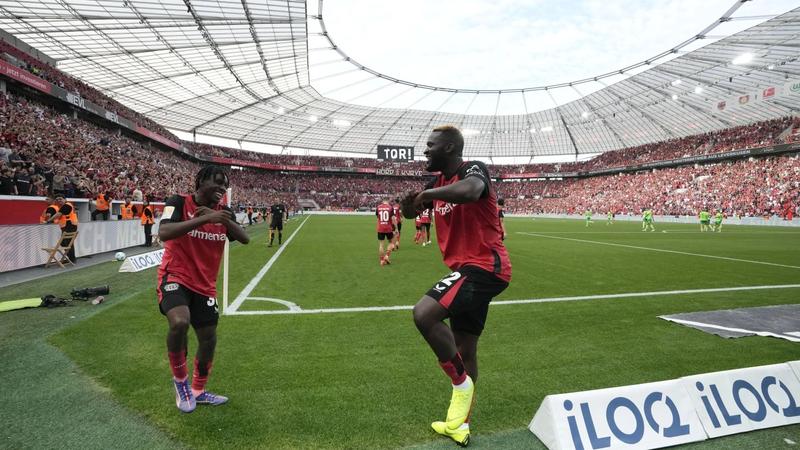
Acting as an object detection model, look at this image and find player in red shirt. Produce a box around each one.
[375,198,396,265]
[391,198,403,251]
[414,214,423,244]
[157,166,250,413]
[419,207,432,246]
[401,125,511,446]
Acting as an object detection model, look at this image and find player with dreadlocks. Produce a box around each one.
[156,165,250,413]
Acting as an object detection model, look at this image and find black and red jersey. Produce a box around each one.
[157,194,234,298]
[425,161,511,282]
[392,204,402,222]
[419,208,432,224]
[376,202,394,233]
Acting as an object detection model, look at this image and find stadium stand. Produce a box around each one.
[0,60,797,219]
[0,40,179,142]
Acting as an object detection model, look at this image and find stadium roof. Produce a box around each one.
[1,0,799,158]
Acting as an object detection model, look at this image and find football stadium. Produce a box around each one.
[1,1,800,449]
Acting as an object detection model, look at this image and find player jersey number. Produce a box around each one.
[434,271,462,291]
[207,296,219,313]
[379,210,390,223]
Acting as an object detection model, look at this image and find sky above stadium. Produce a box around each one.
[321,0,797,90]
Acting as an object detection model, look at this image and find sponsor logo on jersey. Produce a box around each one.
[164,283,179,292]
[435,202,456,217]
[188,229,227,241]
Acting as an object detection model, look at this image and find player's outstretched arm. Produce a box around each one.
[415,177,484,208]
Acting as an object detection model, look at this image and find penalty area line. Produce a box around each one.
[517,232,800,270]
[226,216,310,314]
[225,283,800,316]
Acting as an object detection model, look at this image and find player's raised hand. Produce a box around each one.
[401,191,420,219]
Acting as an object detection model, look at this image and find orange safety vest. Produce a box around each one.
[120,203,134,220]
[58,202,79,229]
[40,203,58,224]
[95,194,110,211]
[141,205,154,225]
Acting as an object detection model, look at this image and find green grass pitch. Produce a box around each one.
[1,216,799,449]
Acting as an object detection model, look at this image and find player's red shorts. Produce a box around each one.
[425,265,508,336]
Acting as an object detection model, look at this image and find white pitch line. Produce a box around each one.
[225,283,800,316]
[246,297,302,311]
[518,231,800,235]
[226,216,310,314]
[659,317,800,342]
[517,232,800,270]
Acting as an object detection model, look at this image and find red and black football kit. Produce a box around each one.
[424,161,511,335]
[393,204,403,232]
[376,203,395,241]
[419,208,432,233]
[157,194,234,327]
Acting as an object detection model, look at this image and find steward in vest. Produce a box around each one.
[45,195,79,262]
[92,192,112,221]
[141,201,155,247]
[120,198,135,220]
[39,196,58,224]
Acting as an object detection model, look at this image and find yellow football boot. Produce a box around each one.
[445,376,474,429]
[432,421,470,447]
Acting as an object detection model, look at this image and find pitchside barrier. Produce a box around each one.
[1,220,149,272]
[530,361,800,449]
[525,213,800,227]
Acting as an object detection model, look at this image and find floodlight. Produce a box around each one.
[694,86,703,94]
[671,94,679,100]
[308,115,318,122]
[581,111,590,119]
[732,53,754,65]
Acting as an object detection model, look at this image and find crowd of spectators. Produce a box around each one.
[493,116,800,177]
[2,89,798,218]
[191,142,425,172]
[500,155,800,218]
[0,40,179,143]
[0,92,414,211]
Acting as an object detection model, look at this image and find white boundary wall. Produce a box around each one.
[0,220,150,272]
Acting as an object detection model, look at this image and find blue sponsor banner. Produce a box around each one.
[531,362,800,449]
[530,379,705,449]
[682,363,800,438]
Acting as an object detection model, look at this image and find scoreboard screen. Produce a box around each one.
[377,145,414,162]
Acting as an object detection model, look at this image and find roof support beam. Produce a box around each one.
[192,86,306,132]
[57,37,299,61]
